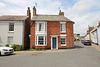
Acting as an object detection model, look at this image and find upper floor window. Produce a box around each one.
[36,22,47,32]
[9,23,14,31]
[60,22,66,33]
[39,23,44,31]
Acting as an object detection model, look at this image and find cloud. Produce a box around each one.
[0,0,100,36]
[64,0,100,35]
[0,2,6,7]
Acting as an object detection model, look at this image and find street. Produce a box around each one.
[0,41,100,67]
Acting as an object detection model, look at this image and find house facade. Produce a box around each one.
[30,6,74,49]
[0,7,31,49]
[97,22,100,45]
[90,29,95,43]
[90,22,100,45]
[74,34,80,41]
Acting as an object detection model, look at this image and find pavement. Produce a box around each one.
[92,43,100,51]
[0,41,100,67]
[14,48,76,54]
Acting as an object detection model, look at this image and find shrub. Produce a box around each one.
[5,44,9,47]
[11,44,16,51]
[35,48,45,51]
[15,45,24,51]
[11,44,23,51]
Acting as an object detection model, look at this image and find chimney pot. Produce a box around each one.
[99,21,100,26]
[59,10,64,16]
[27,7,30,17]
[33,6,36,16]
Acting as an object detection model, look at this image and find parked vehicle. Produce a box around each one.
[83,40,91,45]
[81,40,85,44]
[0,45,14,55]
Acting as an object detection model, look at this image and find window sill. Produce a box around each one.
[61,44,66,46]
[35,45,47,46]
[8,31,14,33]
[60,32,66,33]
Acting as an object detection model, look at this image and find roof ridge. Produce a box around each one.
[37,14,60,16]
[2,15,27,17]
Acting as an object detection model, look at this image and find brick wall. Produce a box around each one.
[66,22,74,48]
[30,21,35,48]
[24,17,30,49]
[30,21,74,49]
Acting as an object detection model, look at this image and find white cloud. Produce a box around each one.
[0,2,6,7]
[64,0,100,35]
[0,0,100,36]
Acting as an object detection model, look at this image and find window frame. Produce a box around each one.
[8,36,13,45]
[9,23,14,32]
[60,22,66,33]
[36,22,47,32]
[35,36,47,46]
[60,36,66,46]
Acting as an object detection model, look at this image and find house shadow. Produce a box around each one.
[74,45,84,49]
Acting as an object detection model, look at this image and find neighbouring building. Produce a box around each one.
[0,7,31,49]
[30,6,74,49]
[74,34,80,41]
[97,22,100,45]
[91,28,98,44]
[90,22,100,45]
[80,36,85,40]
[84,26,94,40]
[90,29,95,43]
[84,30,90,40]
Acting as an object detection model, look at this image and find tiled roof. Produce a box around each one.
[32,14,74,22]
[0,15,28,21]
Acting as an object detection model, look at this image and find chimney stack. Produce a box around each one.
[27,7,31,19]
[33,6,36,16]
[98,21,100,26]
[59,10,64,16]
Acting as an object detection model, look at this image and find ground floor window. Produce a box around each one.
[8,37,13,45]
[61,37,66,46]
[38,36,44,45]
[35,36,47,46]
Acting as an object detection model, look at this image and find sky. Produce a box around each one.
[0,0,100,36]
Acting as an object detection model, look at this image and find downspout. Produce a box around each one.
[22,20,25,47]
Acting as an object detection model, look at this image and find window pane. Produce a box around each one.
[45,36,46,45]
[39,23,44,31]
[9,23,14,31]
[60,24,65,32]
[35,36,37,45]
[61,37,66,45]
[38,36,44,45]
[8,37,13,44]
[60,24,62,31]
[36,23,38,31]
[45,23,46,31]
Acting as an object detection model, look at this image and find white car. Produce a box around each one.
[0,45,14,55]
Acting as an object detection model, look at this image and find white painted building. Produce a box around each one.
[85,33,89,40]
[94,29,98,44]
[97,25,100,45]
[0,15,30,49]
[90,28,95,43]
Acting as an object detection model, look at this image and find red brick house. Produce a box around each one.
[30,6,74,49]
